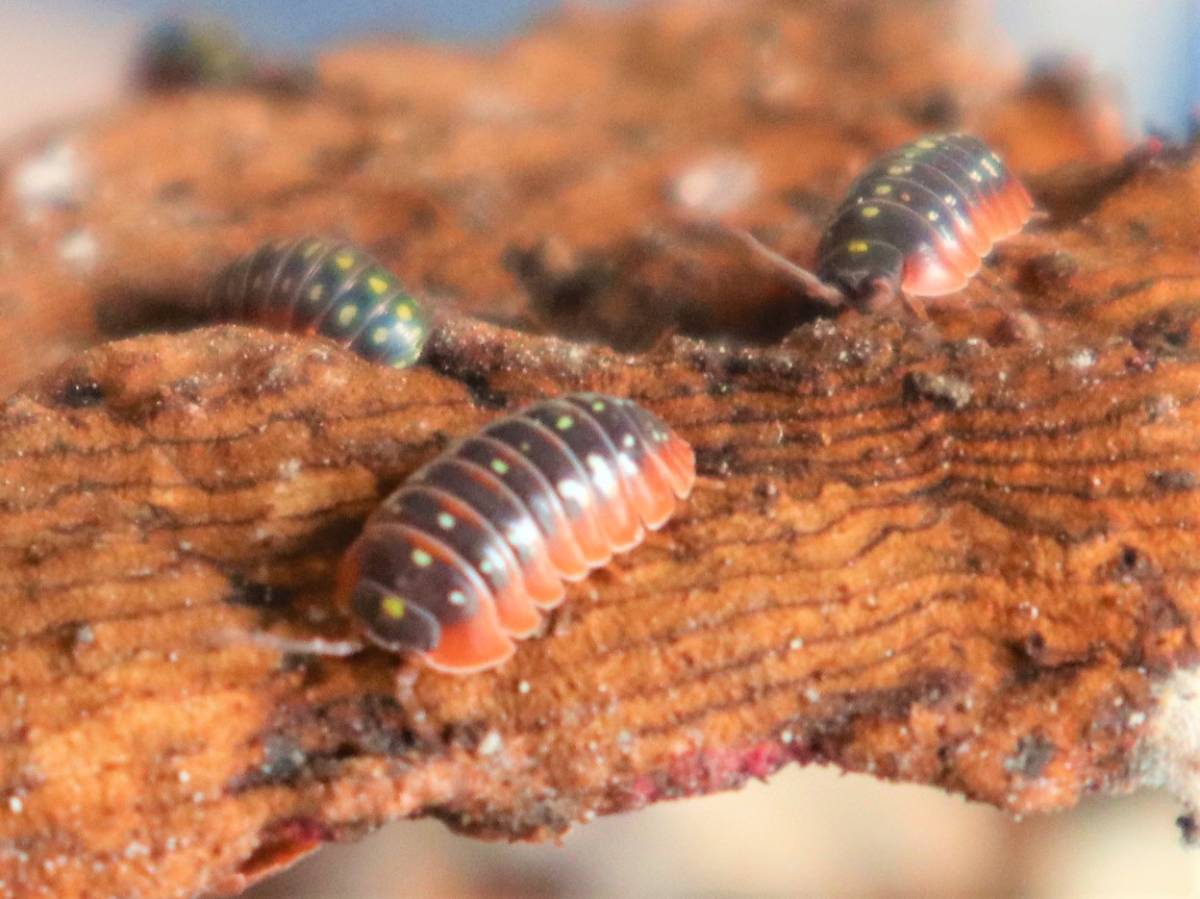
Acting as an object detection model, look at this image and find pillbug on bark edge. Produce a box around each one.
[739,133,1035,314]
[206,236,431,368]
[335,392,694,673]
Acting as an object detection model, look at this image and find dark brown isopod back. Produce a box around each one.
[742,133,1035,314]
[815,133,1035,301]
[334,393,695,673]
[207,236,431,368]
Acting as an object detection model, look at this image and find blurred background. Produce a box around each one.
[2,1,1198,143]
[3,1,1199,896]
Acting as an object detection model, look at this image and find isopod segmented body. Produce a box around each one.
[741,133,1034,311]
[134,17,252,91]
[817,133,1034,300]
[134,17,315,96]
[207,237,431,368]
[335,393,695,673]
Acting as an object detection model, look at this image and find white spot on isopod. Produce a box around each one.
[557,478,589,505]
[587,454,618,496]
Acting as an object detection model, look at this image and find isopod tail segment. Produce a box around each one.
[205,236,432,369]
[739,133,1035,314]
[335,393,695,674]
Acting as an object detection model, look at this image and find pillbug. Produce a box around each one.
[134,18,253,91]
[206,237,431,368]
[135,17,315,95]
[335,393,694,673]
[740,133,1034,313]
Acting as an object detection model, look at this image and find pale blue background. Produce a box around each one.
[106,0,564,45]
[995,0,1196,136]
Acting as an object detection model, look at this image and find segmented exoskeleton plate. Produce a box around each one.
[206,237,430,368]
[335,393,695,673]
[816,133,1034,301]
[737,133,1034,311]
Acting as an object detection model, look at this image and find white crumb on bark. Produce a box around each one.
[1134,668,1200,815]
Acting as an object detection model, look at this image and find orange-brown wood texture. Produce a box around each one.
[2,1,1198,896]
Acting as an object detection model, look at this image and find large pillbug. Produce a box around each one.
[206,237,431,368]
[741,133,1034,312]
[334,393,695,673]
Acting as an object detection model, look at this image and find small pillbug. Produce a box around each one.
[206,237,431,368]
[134,17,315,95]
[335,393,695,673]
[133,18,253,91]
[741,133,1034,312]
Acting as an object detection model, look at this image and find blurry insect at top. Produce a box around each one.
[207,237,432,369]
[816,133,1033,302]
[132,17,255,91]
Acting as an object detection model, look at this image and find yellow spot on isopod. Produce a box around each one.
[927,211,939,221]
[887,164,911,176]
[437,512,455,530]
[873,184,893,196]
[491,459,509,475]
[969,170,983,182]
[917,138,936,149]
[394,303,414,321]
[334,252,355,270]
[412,549,432,567]
[847,240,870,254]
[591,400,606,412]
[367,275,389,295]
[556,415,574,430]
[308,284,324,302]
[944,195,958,206]
[381,595,406,619]
[372,327,389,345]
[861,206,880,219]
[336,305,358,327]
[981,159,999,177]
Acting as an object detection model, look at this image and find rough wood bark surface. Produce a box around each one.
[0,1,1196,896]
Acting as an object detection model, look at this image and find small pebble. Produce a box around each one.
[670,154,759,217]
[13,140,84,214]
[58,229,98,274]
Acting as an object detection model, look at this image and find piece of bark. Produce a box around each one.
[6,229,1200,894]
[3,1,1197,896]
